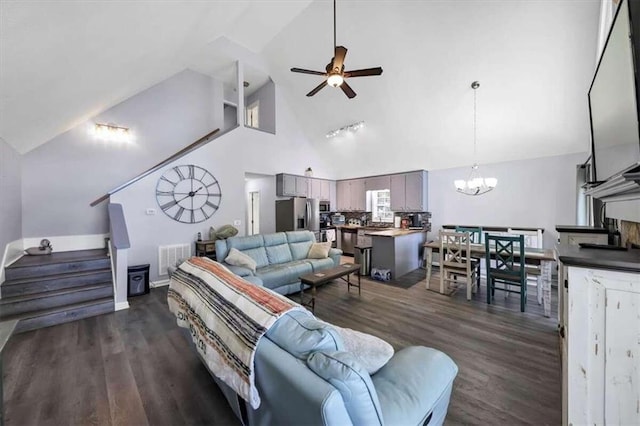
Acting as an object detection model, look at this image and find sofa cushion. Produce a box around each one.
[286,231,315,260]
[225,248,257,273]
[305,258,335,272]
[240,247,269,269]
[255,261,312,288]
[224,264,254,277]
[307,351,384,426]
[263,233,290,264]
[226,235,270,268]
[308,242,331,259]
[266,311,344,359]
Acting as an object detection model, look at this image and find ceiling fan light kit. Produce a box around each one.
[290,0,382,98]
[454,81,498,196]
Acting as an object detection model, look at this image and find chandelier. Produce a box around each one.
[454,81,497,195]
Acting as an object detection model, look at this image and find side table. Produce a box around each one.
[195,240,217,260]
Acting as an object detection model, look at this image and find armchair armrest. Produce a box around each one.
[371,347,458,426]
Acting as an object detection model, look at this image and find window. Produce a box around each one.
[245,101,259,128]
[369,190,393,223]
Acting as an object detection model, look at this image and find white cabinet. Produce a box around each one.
[390,171,428,212]
[561,264,640,425]
[307,178,332,202]
[336,179,366,211]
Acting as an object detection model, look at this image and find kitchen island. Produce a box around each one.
[367,229,426,279]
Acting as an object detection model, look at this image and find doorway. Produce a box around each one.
[249,191,260,235]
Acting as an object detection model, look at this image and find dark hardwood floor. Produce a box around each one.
[3,268,560,425]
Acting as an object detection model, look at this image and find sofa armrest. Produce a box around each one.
[371,347,458,426]
[251,338,353,425]
[329,248,343,266]
[223,264,254,277]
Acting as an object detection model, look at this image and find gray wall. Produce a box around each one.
[428,152,588,249]
[21,69,221,237]
[0,138,23,255]
[245,79,276,134]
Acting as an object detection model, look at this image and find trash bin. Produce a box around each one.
[128,264,150,297]
[354,245,372,276]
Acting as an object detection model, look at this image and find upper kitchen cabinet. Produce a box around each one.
[390,171,428,212]
[276,173,308,197]
[365,175,391,191]
[336,179,366,211]
[308,178,332,201]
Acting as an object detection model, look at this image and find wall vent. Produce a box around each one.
[158,243,191,276]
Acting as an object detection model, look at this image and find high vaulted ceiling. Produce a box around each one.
[2,0,600,175]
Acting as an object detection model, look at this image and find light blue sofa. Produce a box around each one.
[215,231,343,295]
[186,309,458,425]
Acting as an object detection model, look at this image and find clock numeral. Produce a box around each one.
[161,200,178,210]
[200,208,208,219]
[174,207,185,221]
[208,192,221,197]
[174,166,185,179]
[160,176,177,186]
[156,190,174,196]
[190,210,195,223]
[188,165,195,179]
[206,180,219,188]
[205,201,219,210]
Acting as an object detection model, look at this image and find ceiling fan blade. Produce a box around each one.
[344,67,383,78]
[341,81,356,99]
[307,80,328,97]
[291,68,326,76]
[332,46,348,72]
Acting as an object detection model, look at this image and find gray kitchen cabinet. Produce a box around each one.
[365,175,391,191]
[336,179,366,211]
[309,178,322,200]
[329,180,337,209]
[276,173,309,197]
[390,174,406,211]
[336,180,350,211]
[390,171,428,212]
[320,179,331,201]
[350,179,366,211]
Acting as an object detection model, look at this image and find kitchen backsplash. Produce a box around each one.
[337,211,432,231]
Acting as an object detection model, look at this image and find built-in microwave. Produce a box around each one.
[319,201,331,212]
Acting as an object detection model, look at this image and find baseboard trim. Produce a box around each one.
[151,279,170,288]
[115,301,129,311]
[23,233,108,253]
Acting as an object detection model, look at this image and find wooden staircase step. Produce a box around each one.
[8,297,115,334]
[5,249,110,280]
[1,269,112,297]
[0,283,113,318]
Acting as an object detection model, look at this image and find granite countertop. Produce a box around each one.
[334,225,395,231]
[557,244,640,272]
[555,225,609,234]
[366,229,426,237]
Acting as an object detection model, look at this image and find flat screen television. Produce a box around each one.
[589,0,640,182]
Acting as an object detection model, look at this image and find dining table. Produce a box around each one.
[423,240,557,318]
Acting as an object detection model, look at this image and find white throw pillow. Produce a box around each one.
[308,242,332,259]
[225,248,257,273]
[331,325,394,375]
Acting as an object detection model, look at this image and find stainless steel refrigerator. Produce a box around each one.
[275,197,320,240]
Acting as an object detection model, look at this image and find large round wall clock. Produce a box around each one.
[155,164,222,223]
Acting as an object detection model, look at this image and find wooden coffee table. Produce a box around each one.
[299,263,361,313]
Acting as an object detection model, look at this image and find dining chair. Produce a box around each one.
[439,230,481,300]
[485,233,528,312]
[507,228,543,305]
[455,226,483,244]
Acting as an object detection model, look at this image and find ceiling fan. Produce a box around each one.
[290,0,383,99]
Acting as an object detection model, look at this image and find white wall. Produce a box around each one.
[428,152,588,249]
[245,174,277,235]
[20,69,220,238]
[246,79,276,134]
[0,138,23,275]
[111,74,334,282]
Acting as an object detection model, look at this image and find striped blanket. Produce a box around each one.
[167,257,305,409]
